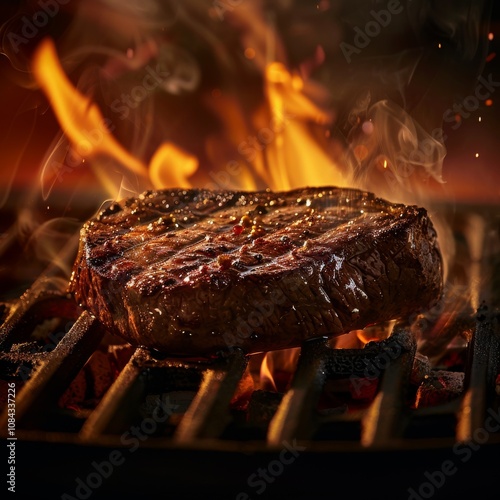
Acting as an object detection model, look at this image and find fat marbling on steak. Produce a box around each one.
[69,187,443,356]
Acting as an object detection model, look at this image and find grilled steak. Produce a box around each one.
[69,187,443,356]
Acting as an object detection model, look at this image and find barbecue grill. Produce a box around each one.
[0,203,499,499]
[1,1,500,499]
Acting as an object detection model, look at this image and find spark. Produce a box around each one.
[244,47,256,60]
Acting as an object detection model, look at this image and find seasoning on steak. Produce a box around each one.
[69,187,443,356]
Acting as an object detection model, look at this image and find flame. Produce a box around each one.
[259,348,300,392]
[259,352,277,392]
[33,37,347,199]
[32,39,148,182]
[149,143,198,189]
[256,62,344,190]
[33,38,198,198]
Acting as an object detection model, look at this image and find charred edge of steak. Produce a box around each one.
[69,187,443,356]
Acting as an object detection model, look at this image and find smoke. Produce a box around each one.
[328,0,493,204]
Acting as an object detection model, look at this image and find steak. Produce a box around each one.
[69,187,443,356]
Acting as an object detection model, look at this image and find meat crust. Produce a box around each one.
[69,187,443,356]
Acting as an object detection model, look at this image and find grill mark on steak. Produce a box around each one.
[69,187,443,356]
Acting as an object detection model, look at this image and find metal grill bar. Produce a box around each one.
[174,349,248,442]
[361,326,416,447]
[267,338,330,445]
[0,310,101,430]
[80,347,150,439]
[456,307,500,441]
[0,285,80,351]
[0,235,80,351]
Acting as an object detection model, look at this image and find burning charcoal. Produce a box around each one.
[85,350,115,401]
[108,344,135,376]
[58,369,87,410]
[414,370,465,408]
[348,377,379,401]
[318,377,379,414]
[58,346,130,411]
[247,390,282,427]
[432,345,468,371]
[411,352,431,386]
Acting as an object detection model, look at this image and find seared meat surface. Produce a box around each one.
[69,187,443,356]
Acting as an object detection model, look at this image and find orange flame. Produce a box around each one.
[33,38,198,198]
[149,143,198,189]
[259,348,300,392]
[33,39,148,181]
[262,62,343,190]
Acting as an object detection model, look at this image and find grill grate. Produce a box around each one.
[0,205,499,498]
[1,293,499,447]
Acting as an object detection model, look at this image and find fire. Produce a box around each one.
[32,39,148,184]
[259,62,344,190]
[259,348,300,392]
[149,143,198,189]
[33,38,347,198]
[32,38,199,199]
